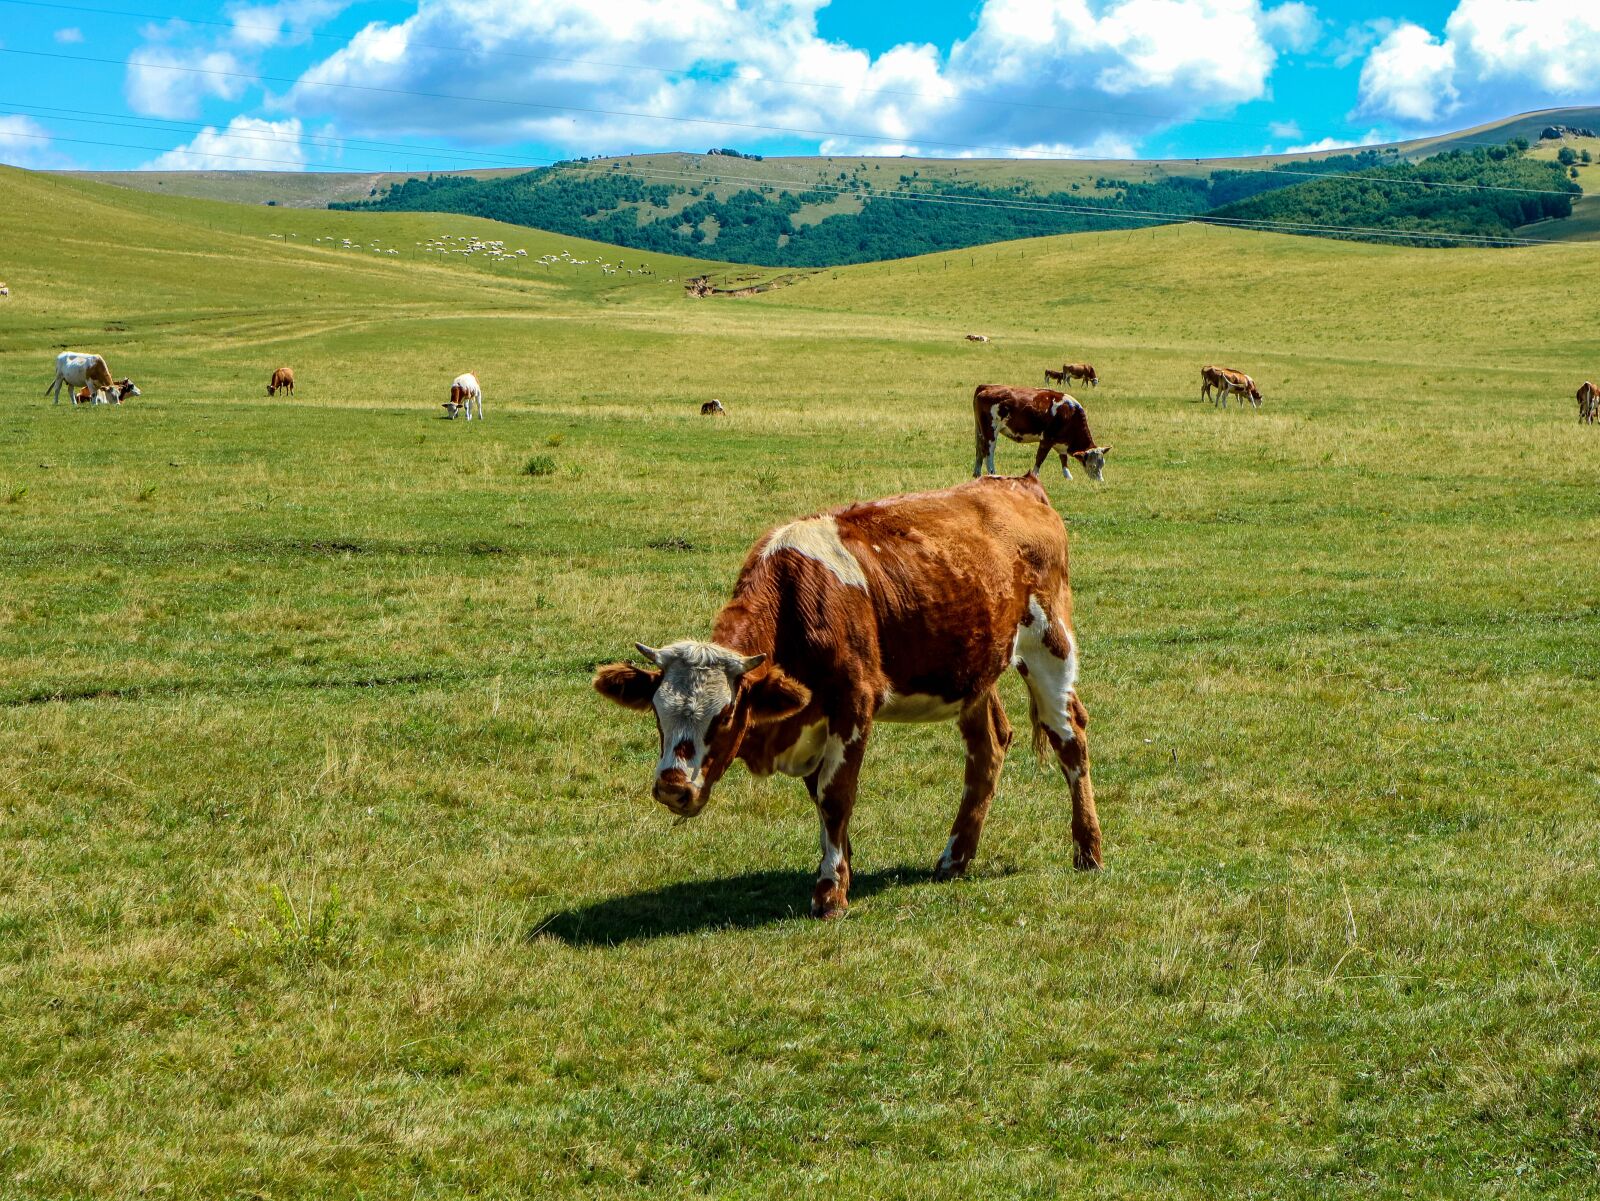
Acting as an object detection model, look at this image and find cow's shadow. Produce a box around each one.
[530,866,922,945]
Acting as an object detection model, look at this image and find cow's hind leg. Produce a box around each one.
[934,688,1012,881]
[1015,596,1102,870]
[806,715,872,918]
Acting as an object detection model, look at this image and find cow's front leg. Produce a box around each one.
[935,688,1012,881]
[1031,439,1059,478]
[807,719,870,918]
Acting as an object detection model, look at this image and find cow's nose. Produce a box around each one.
[654,769,694,808]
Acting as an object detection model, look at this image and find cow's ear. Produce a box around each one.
[1096,445,1112,456]
[745,666,810,724]
[593,662,660,711]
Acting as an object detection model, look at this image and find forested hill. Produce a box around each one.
[1210,145,1579,244]
[331,143,1579,264]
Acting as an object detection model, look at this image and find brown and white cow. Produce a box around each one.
[701,399,727,415]
[1061,363,1098,388]
[267,367,295,397]
[45,352,139,406]
[966,333,991,343]
[1578,381,1598,425]
[973,384,1110,480]
[444,372,482,420]
[1201,365,1261,408]
[593,475,1102,918]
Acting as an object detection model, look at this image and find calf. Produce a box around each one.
[45,352,139,406]
[444,372,483,420]
[966,333,990,343]
[594,475,1102,917]
[701,399,727,416]
[1579,381,1598,425]
[267,367,295,397]
[972,384,1110,480]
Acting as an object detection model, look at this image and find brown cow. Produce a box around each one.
[267,367,295,397]
[1062,362,1098,388]
[973,384,1110,480]
[1201,365,1261,408]
[593,475,1102,917]
[1578,381,1598,425]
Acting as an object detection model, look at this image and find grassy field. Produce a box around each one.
[3,166,1600,1198]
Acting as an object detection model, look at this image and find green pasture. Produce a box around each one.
[2,166,1599,1198]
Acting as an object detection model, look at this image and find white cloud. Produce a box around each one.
[122,2,353,118]
[54,26,83,43]
[1358,0,1600,127]
[0,115,73,168]
[280,0,1322,158]
[1284,128,1386,153]
[145,116,308,169]
[226,0,353,49]
[1262,1,1321,53]
[1268,119,1301,139]
[1358,23,1456,123]
[126,41,247,118]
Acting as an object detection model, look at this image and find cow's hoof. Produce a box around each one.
[811,883,848,919]
[1073,851,1103,872]
[931,859,968,883]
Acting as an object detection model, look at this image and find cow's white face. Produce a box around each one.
[593,641,811,817]
[1071,446,1110,481]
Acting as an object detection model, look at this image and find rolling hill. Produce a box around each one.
[3,165,1600,1198]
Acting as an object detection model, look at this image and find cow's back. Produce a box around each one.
[799,477,1067,698]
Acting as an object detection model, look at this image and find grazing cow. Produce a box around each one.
[966,333,990,343]
[1578,381,1598,425]
[44,352,139,405]
[1201,365,1261,408]
[1044,367,1068,385]
[267,367,295,397]
[972,385,1111,480]
[701,399,727,416]
[1061,363,1098,388]
[444,372,482,420]
[593,475,1102,917]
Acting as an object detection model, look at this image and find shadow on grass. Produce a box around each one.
[531,866,926,945]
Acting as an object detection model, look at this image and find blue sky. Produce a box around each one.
[0,0,1594,173]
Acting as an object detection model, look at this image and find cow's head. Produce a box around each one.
[113,378,141,401]
[593,641,810,817]
[1063,445,1111,481]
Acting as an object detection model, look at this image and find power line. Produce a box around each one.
[0,48,1583,203]
[13,98,1579,199]
[0,0,1424,151]
[5,121,1575,249]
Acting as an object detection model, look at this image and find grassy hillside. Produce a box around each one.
[3,167,1600,1198]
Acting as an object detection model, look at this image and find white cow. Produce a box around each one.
[445,372,483,420]
[44,352,140,405]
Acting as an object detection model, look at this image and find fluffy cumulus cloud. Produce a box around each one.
[0,114,74,168]
[1359,0,1600,126]
[123,2,355,118]
[126,40,248,119]
[281,0,1321,159]
[145,116,308,169]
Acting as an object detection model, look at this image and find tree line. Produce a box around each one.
[330,144,1577,264]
